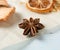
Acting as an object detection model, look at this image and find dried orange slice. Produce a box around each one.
[26,0,54,13]
[53,0,60,10]
[56,0,60,3]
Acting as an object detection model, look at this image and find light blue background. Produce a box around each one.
[2,26,60,50]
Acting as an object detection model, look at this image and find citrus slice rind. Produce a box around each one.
[26,0,54,13]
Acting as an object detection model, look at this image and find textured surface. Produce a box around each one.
[2,30,60,50]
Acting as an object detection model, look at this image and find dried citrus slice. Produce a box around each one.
[26,0,54,13]
[52,0,60,11]
[56,0,60,3]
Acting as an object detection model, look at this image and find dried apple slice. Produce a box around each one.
[0,0,9,7]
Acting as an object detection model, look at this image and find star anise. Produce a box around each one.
[19,17,44,37]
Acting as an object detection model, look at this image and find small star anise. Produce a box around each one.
[19,17,44,37]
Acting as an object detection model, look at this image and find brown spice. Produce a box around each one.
[19,17,44,37]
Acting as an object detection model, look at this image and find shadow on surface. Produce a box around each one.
[34,24,60,41]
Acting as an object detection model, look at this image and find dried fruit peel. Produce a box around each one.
[26,0,60,13]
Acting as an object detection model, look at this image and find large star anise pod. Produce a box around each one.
[19,18,44,37]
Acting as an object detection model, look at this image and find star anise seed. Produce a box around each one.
[23,27,30,35]
[19,17,44,37]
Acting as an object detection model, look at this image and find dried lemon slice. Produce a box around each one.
[26,0,54,13]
